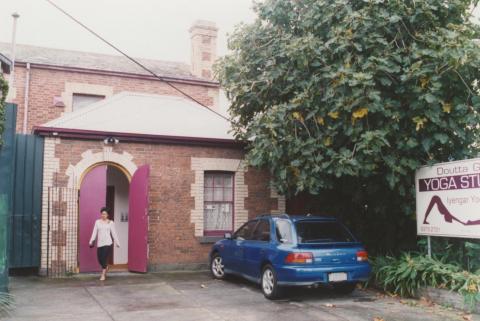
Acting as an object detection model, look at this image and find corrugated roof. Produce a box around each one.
[43,92,234,140]
[0,42,208,81]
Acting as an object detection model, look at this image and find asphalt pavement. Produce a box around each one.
[2,271,477,321]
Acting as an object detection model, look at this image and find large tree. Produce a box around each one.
[217,0,480,251]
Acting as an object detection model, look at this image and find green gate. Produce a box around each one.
[9,134,44,269]
[0,104,17,291]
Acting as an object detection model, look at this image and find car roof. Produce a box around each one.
[255,214,337,222]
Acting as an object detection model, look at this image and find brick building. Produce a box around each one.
[2,20,285,274]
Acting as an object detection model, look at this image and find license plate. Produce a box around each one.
[328,272,347,282]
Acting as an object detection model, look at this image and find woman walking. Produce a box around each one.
[89,207,120,281]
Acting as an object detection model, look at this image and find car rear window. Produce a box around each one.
[295,221,354,243]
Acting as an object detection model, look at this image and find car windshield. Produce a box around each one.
[295,221,354,243]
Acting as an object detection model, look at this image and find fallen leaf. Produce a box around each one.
[373,317,385,321]
[419,297,434,307]
[462,314,472,321]
[325,303,336,308]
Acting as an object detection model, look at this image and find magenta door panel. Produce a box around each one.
[128,165,150,272]
[79,165,107,272]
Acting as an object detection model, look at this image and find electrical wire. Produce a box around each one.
[44,0,232,122]
[45,0,247,174]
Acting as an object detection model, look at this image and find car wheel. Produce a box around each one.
[332,282,357,295]
[261,265,282,300]
[210,253,226,280]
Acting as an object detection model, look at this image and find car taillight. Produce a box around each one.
[285,252,313,264]
[357,250,368,262]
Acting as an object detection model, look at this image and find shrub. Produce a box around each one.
[0,292,14,317]
[372,253,480,310]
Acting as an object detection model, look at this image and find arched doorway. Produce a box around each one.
[78,162,149,273]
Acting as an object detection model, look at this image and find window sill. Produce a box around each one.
[197,236,224,244]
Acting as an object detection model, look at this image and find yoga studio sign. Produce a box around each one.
[416,158,480,239]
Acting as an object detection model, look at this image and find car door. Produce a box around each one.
[243,219,272,279]
[230,220,258,275]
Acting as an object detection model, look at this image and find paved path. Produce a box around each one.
[2,272,477,321]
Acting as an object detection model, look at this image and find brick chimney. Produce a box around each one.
[189,20,218,79]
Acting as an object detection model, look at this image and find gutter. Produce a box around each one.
[13,61,220,88]
[33,126,246,149]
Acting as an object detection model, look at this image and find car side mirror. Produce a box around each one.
[224,232,232,240]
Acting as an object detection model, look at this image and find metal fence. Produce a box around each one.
[9,134,44,269]
[46,187,78,277]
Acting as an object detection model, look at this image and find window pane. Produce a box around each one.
[253,220,270,241]
[214,175,224,187]
[213,188,223,201]
[204,187,213,201]
[234,220,257,240]
[72,94,104,111]
[203,204,217,231]
[224,175,233,187]
[204,203,232,231]
[223,188,233,201]
[276,220,293,243]
[205,175,214,187]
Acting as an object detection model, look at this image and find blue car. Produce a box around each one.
[209,214,371,299]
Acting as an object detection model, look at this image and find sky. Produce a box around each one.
[0,0,258,63]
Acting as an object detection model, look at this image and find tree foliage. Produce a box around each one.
[217,0,480,251]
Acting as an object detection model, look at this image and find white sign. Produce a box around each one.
[416,157,480,239]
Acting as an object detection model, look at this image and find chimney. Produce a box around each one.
[189,20,218,79]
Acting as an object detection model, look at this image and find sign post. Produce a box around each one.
[416,158,480,240]
[427,236,432,258]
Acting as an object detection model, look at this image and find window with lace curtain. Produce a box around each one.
[204,172,234,236]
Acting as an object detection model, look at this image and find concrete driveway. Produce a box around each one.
[2,272,477,321]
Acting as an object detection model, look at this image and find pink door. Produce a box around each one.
[79,165,107,272]
[128,165,150,272]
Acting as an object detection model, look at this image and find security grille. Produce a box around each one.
[46,187,78,277]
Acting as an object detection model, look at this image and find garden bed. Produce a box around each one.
[417,286,479,313]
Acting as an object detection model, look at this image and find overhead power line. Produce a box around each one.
[44,0,231,122]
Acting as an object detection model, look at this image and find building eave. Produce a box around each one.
[14,61,220,88]
[33,126,245,149]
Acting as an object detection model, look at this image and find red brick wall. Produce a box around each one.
[11,66,218,133]
[50,138,278,269]
[245,168,279,215]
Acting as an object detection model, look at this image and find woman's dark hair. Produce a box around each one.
[100,207,110,214]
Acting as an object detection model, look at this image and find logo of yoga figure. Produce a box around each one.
[423,195,480,226]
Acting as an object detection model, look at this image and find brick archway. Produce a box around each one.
[40,146,138,275]
[66,146,137,189]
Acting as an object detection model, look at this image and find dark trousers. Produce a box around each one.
[97,245,112,269]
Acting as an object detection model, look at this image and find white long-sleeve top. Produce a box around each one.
[89,219,120,247]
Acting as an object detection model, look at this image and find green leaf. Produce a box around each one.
[425,93,437,104]
[389,15,401,23]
